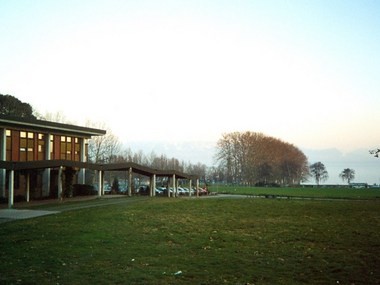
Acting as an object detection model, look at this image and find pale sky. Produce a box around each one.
[1,0,380,182]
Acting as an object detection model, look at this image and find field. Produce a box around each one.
[209,185,380,200]
[1,195,379,284]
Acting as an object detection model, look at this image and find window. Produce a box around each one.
[19,131,35,161]
[37,133,45,160]
[6,130,11,161]
[60,136,75,160]
[50,135,54,158]
[74,138,81,161]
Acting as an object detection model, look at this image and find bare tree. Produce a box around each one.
[86,122,121,163]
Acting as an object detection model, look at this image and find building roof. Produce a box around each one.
[0,115,106,137]
[0,160,197,180]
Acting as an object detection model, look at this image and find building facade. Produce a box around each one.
[0,115,106,199]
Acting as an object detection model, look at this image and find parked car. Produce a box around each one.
[104,185,111,194]
[137,185,150,195]
[155,188,164,196]
[177,187,186,195]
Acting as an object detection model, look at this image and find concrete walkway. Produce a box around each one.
[0,209,60,223]
[0,195,145,223]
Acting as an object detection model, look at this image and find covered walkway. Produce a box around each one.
[0,160,200,208]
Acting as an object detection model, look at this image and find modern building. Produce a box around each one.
[0,115,106,200]
[0,115,199,208]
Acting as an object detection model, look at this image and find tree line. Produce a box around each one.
[214,131,309,186]
[87,126,207,179]
[0,94,373,186]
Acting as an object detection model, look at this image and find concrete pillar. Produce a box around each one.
[172,174,176,197]
[98,170,102,197]
[26,172,30,202]
[149,176,153,197]
[167,177,171,198]
[189,179,192,197]
[152,174,156,197]
[8,170,14,208]
[128,167,132,197]
[196,178,200,197]
[78,138,86,184]
[42,133,51,197]
[58,166,63,200]
[0,128,6,198]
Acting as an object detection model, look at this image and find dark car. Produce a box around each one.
[137,185,150,195]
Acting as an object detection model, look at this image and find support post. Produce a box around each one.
[128,167,132,197]
[8,170,14,209]
[196,178,200,197]
[172,174,176,197]
[152,174,156,197]
[26,172,30,202]
[0,128,6,198]
[58,166,63,200]
[167,177,171,198]
[189,179,192,197]
[42,133,51,197]
[78,138,86,184]
[98,170,102,197]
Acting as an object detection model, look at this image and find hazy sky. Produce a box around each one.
[1,0,380,182]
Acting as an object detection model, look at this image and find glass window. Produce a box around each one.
[20,138,27,148]
[20,148,27,161]
[6,130,11,161]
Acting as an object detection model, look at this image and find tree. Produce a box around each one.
[86,123,121,163]
[309,162,329,186]
[370,149,380,158]
[215,131,309,186]
[111,177,120,193]
[0,94,36,119]
[339,168,355,184]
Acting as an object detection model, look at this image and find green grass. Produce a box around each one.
[209,185,380,199]
[1,197,380,284]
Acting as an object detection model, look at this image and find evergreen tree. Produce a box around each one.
[0,94,36,119]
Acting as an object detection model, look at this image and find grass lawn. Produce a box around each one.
[209,185,380,200]
[1,197,379,284]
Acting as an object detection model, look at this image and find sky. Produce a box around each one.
[1,0,380,184]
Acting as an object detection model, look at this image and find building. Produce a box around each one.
[0,115,199,208]
[0,115,106,200]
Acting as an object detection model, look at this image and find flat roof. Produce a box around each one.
[0,115,106,137]
[0,160,197,180]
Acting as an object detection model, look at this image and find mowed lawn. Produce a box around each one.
[209,185,380,200]
[1,197,379,284]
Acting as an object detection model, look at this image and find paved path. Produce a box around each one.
[0,209,60,223]
[0,196,149,223]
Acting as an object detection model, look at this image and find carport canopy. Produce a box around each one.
[0,159,199,208]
